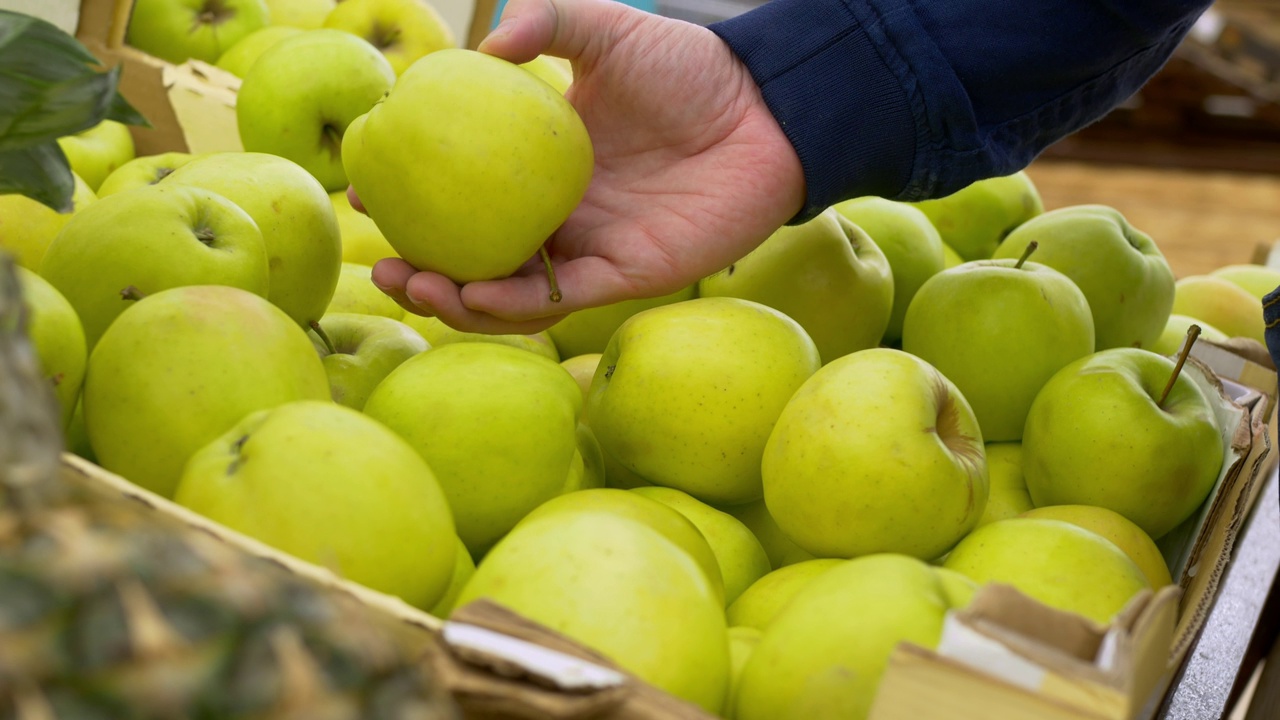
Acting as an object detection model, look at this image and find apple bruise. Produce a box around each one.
[192,0,235,33]
[929,372,984,515]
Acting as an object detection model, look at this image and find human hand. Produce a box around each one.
[367,0,804,334]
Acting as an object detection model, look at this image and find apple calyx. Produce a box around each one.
[194,0,235,30]
[119,286,147,302]
[368,23,403,51]
[321,124,344,161]
[309,321,338,356]
[194,226,217,247]
[1159,324,1200,408]
[929,371,984,513]
[226,433,250,476]
[1014,240,1039,270]
[539,245,562,303]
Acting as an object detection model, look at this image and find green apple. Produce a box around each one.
[313,313,427,409]
[992,205,1176,350]
[323,0,455,76]
[330,190,398,266]
[429,537,475,618]
[560,423,606,493]
[736,554,966,720]
[763,348,988,559]
[264,0,334,28]
[521,54,572,94]
[935,567,979,609]
[40,184,270,347]
[601,447,652,490]
[56,120,136,193]
[400,314,559,360]
[84,286,330,497]
[65,398,95,463]
[976,442,1032,527]
[941,242,964,268]
[902,257,1095,442]
[0,173,95,269]
[725,626,762,719]
[343,48,592,283]
[1021,505,1172,587]
[1022,348,1223,539]
[97,153,196,197]
[1173,275,1266,344]
[214,25,302,77]
[238,30,395,191]
[126,0,270,64]
[587,297,820,505]
[720,498,816,569]
[910,172,1042,261]
[327,262,404,319]
[726,558,844,630]
[455,511,730,711]
[632,486,771,606]
[699,208,893,364]
[832,196,945,344]
[546,286,697,359]
[560,353,602,410]
[1151,313,1229,357]
[943,518,1150,624]
[175,400,455,608]
[364,343,581,555]
[1211,264,1280,300]
[165,152,342,327]
[16,266,86,430]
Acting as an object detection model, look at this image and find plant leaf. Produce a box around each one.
[0,142,75,212]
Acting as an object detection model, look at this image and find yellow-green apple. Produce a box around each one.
[40,184,270,347]
[312,313,427,409]
[400,314,559,360]
[587,297,821,505]
[725,626,761,719]
[1151,314,1228,357]
[699,209,893,364]
[909,172,1043,261]
[16,266,86,430]
[1022,348,1223,539]
[941,242,963,268]
[546,286,697,359]
[561,353,602,408]
[976,442,1032,527]
[763,348,988,559]
[943,518,1150,624]
[935,567,979,608]
[992,205,1175,350]
[264,0,334,28]
[902,256,1095,441]
[175,400,455,608]
[721,498,816,569]
[323,0,455,76]
[832,196,945,344]
[330,190,398,265]
[429,537,475,618]
[736,554,968,720]
[726,558,844,630]
[521,54,572,93]
[97,152,196,197]
[1212,264,1280,300]
[165,152,342,327]
[238,30,395,191]
[560,423,606,493]
[0,173,94,269]
[83,286,330,497]
[632,486,771,606]
[214,25,302,77]
[327,262,404,319]
[602,449,652,490]
[126,0,269,64]
[1021,505,1172,587]
[455,511,730,711]
[56,120,136,193]
[342,48,592,283]
[1172,275,1265,344]
[65,399,95,463]
[363,343,581,555]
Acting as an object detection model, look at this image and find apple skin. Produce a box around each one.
[214,25,303,77]
[521,54,573,94]
[127,0,270,64]
[323,0,455,76]
[97,153,196,197]
[902,259,1095,442]
[343,49,593,283]
[561,353,602,409]
[83,286,331,498]
[428,537,476,618]
[313,313,427,410]
[726,558,844,630]
[587,297,821,505]
[1212,264,1280,300]
[720,498,816,569]
[40,183,270,348]
[56,120,136,193]
[238,30,395,192]
[1151,314,1228,357]
[1172,275,1266,344]
[1020,505,1172,587]
[909,171,1043,261]
[1021,348,1223,540]
[400,314,559,361]
[560,423,606,493]
[725,626,762,719]
[546,285,697,359]
[174,400,456,609]
[327,262,404,319]
[992,205,1176,350]
[763,348,989,560]
[264,0,334,28]
[941,242,963,268]
[455,511,730,711]
[0,172,95,270]
[16,266,86,430]
[975,442,1033,527]
[330,190,398,266]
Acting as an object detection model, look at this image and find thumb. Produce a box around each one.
[478,0,623,65]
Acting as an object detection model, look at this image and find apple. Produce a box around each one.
[726,558,844,630]
[1151,313,1229,357]
[941,242,964,268]
[165,152,342,326]
[126,0,270,64]
[587,297,820,505]
[454,511,730,711]
[1212,264,1280,300]
[343,49,593,283]
[400,314,559,361]
[943,518,1150,624]
[327,262,404,319]
[521,54,572,94]
[832,196,945,344]
[699,208,893,364]
[720,498,816,569]
[546,285,697,359]
[909,171,1043,261]
[1173,275,1266,344]
[763,348,989,560]
[323,0,455,76]
[330,190,398,266]
[935,567,979,609]
[264,0,334,28]
[902,257,1095,442]
[976,442,1032,527]
[1022,348,1223,539]
[40,184,270,347]
[1021,506,1173,587]
[97,153,197,197]
[65,398,95,463]
[175,400,456,609]
[601,446,653,490]
[725,626,762,719]
[363,343,582,555]
[992,205,1176,350]
[83,286,330,497]
[429,537,475,618]
[560,423,606,493]
[16,266,86,430]
[56,120,136,193]
[0,172,95,270]
[560,353,602,408]
[214,25,303,77]
[238,30,395,192]
[312,313,427,409]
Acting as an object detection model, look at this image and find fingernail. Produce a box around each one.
[485,18,516,43]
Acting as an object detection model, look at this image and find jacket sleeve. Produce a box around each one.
[708,0,1213,220]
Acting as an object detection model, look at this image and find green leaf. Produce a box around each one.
[0,142,75,212]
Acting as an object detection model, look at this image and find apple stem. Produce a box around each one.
[1159,324,1201,408]
[1014,241,1039,270]
[120,286,147,302]
[309,321,337,356]
[539,245,562,303]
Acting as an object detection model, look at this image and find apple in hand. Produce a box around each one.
[976,442,1033,527]
[547,286,697,359]
[343,48,592,283]
[720,498,816,569]
[1173,275,1266,344]
[727,558,844,630]
[16,266,86,430]
[330,190,398,266]
[264,0,334,28]
[1151,314,1228,357]
[909,171,1043,261]
[214,25,302,77]
[1022,348,1223,539]
[1021,505,1172,587]
[312,313,427,409]
[1212,264,1280,300]
[0,172,95,269]
[126,0,269,64]
[40,184,270,347]
[323,0,455,76]
[521,54,573,94]
[57,120,136,193]
[238,30,395,191]
[400,314,559,361]
[97,153,196,197]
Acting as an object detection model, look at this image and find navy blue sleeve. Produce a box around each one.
[709,0,1213,220]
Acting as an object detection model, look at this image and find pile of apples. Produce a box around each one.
[4,1,1279,718]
